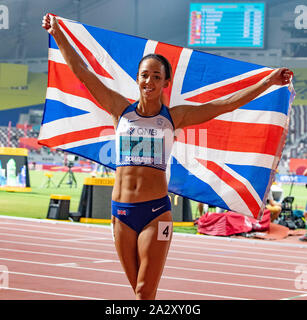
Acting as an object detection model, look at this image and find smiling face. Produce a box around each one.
[137,58,170,101]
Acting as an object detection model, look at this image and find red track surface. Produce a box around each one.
[0,215,306,300]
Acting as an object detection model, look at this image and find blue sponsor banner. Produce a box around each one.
[276,174,307,184]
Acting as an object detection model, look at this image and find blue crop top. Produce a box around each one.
[115,102,175,171]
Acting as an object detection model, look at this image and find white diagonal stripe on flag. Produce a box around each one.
[46,87,112,115]
[216,108,288,127]
[172,146,253,216]
[39,111,112,141]
[55,136,115,150]
[181,67,272,102]
[59,19,139,101]
[143,40,159,57]
[169,48,193,107]
[172,142,275,169]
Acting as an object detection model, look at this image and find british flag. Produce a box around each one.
[38,16,295,219]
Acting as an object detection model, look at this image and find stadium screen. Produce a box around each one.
[188,2,265,48]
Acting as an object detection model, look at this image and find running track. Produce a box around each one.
[0,215,306,300]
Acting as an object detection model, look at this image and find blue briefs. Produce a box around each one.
[111,195,171,234]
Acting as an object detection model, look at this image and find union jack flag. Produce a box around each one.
[38,16,295,219]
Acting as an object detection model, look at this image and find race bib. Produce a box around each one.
[119,135,165,165]
[157,221,172,241]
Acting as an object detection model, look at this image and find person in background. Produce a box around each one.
[197,202,207,216]
[299,211,307,241]
[266,189,282,222]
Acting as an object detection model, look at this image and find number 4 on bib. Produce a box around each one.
[163,225,169,237]
[158,222,172,241]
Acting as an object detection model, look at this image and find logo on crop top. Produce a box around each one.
[126,127,158,136]
[127,127,136,135]
[156,118,164,126]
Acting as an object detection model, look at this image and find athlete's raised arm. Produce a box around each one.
[170,67,293,129]
[42,13,129,119]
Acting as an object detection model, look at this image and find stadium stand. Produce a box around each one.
[292,68,307,105]
[281,68,307,162]
[0,126,39,148]
[284,105,307,159]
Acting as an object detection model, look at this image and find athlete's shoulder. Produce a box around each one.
[160,104,175,129]
[121,101,137,117]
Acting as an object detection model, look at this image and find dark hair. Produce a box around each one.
[137,54,172,80]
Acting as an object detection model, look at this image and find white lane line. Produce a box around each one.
[1,215,307,251]
[92,260,115,263]
[55,263,79,267]
[0,239,304,273]
[0,256,304,294]
[0,224,111,238]
[55,260,115,266]
[165,265,304,284]
[282,293,307,300]
[2,222,306,261]
[0,256,296,283]
[7,269,305,298]
[0,226,111,242]
[58,237,110,243]
[0,238,110,254]
[163,275,305,295]
[167,249,307,266]
[167,256,297,273]
[171,245,307,262]
[0,216,307,253]
[0,230,306,264]
[7,270,248,300]
[0,216,111,232]
[0,257,123,274]
[0,239,303,270]
[2,287,102,300]
[0,247,111,262]
[172,239,307,255]
[8,270,130,288]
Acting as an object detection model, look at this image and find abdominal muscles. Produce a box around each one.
[112,166,168,203]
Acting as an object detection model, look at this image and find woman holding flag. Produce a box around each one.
[42,13,292,300]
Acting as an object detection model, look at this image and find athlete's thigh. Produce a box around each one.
[112,216,139,290]
[136,211,173,290]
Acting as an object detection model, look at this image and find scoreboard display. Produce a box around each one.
[188,3,265,48]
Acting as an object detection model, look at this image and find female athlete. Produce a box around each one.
[42,14,292,300]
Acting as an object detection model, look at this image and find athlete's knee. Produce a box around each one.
[135,281,156,300]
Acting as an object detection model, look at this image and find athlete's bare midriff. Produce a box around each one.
[112,166,168,203]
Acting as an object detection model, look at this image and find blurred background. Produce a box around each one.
[0,0,306,220]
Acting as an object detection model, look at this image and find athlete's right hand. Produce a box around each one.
[42,14,59,36]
